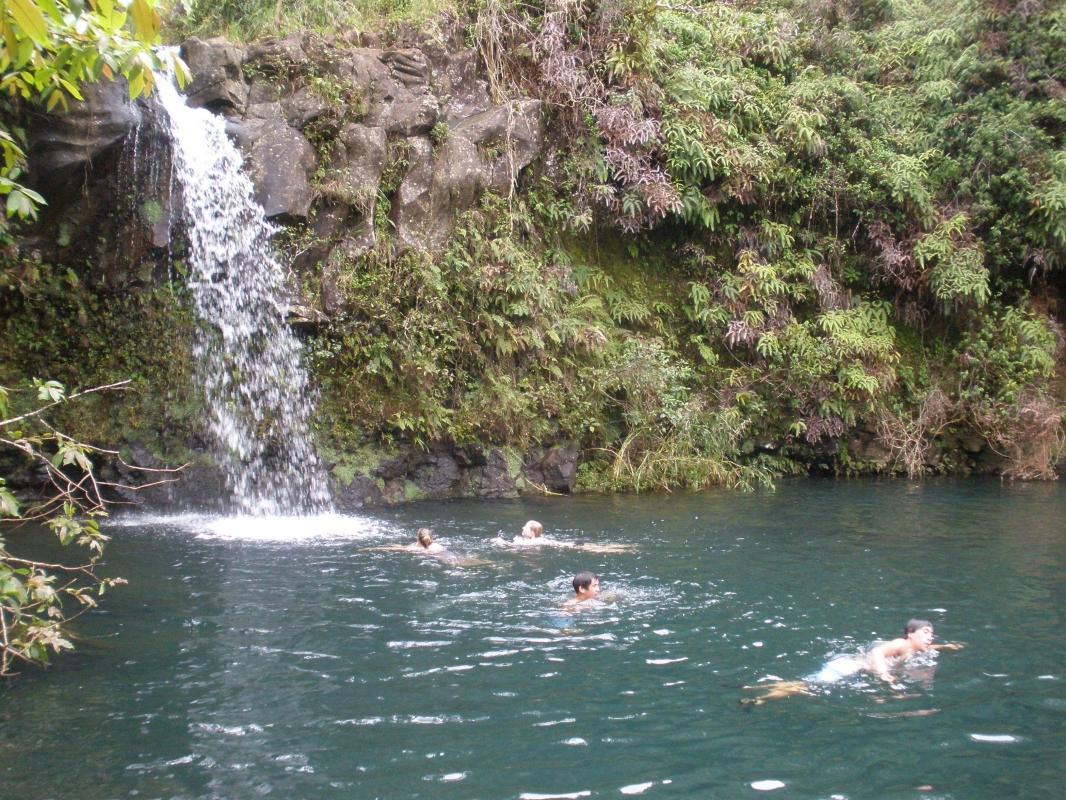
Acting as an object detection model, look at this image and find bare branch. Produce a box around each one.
[0,380,132,429]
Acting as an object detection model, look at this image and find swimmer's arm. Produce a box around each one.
[867,639,906,682]
[573,543,634,553]
[362,544,410,552]
[932,641,965,651]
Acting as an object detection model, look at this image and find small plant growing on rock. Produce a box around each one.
[430,121,450,148]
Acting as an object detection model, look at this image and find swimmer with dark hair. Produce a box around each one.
[563,571,601,611]
[741,618,965,706]
[866,618,964,682]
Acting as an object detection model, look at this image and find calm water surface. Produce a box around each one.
[2,480,1065,799]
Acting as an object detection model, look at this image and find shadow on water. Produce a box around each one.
[2,479,1065,799]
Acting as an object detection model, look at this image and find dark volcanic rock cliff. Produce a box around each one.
[21,32,561,510]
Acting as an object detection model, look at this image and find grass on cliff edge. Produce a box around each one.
[167,0,460,43]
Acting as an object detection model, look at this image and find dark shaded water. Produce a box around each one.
[2,480,1065,799]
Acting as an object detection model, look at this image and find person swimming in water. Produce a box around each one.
[563,571,601,611]
[365,527,446,554]
[413,527,445,553]
[865,618,963,682]
[498,520,633,553]
[512,519,545,544]
[741,618,964,706]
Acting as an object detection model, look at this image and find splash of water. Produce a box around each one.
[155,75,331,515]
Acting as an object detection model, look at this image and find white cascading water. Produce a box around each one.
[155,75,331,516]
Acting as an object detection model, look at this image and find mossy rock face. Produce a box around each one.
[402,479,427,503]
[8,13,1065,510]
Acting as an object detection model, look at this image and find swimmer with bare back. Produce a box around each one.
[365,527,446,554]
[741,619,964,706]
[498,520,633,553]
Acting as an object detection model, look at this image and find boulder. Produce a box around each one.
[245,36,309,74]
[229,112,316,219]
[411,451,462,496]
[181,37,248,114]
[453,99,544,191]
[467,448,520,498]
[524,445,579,493]
[320,123,386,214]
[346,49,439,136]
[331,474,385,508]
[282,86,331,129]
[846,431,892,467]
[393,99,543,253]
[30,80,141,177]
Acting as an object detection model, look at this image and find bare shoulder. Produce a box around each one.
[870,637,908,657]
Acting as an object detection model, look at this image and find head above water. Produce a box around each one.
[520,520,543,539]
[572,571,599,595]
[904,618,934,638]
[417,528,434,548]
[903,618,938,644]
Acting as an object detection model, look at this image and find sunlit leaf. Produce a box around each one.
[7,0,52,48]
[0,487,20,517]
[129,0,159,44]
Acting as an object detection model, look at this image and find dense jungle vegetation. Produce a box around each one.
[0,0,1063,669]
[204,0,1064,491]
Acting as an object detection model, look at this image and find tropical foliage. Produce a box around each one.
[0,0,182,674]
[0,0,187,222]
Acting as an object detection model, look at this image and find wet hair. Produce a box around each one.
[521,520,543,538]
[417,528,433,547]
[572,571,598,594]
[905,618,933,636]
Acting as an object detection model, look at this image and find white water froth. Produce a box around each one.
[619,782,655,795]
[111,512,385,542]
[968,733,1020,743]
[155,70,330,516]
[751,780,786,791]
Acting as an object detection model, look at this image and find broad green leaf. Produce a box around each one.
[36,379,64,402]
[35,0,63,21]
[127,66,143,98]
[172,56,191,89]
[57,76,82,99]
[5,188,35,218]
[15,34,35,68]
[1,18,19,57]
[0,487,20,517]
[129,0,159,44]
[7,0,51,48]
[45,87,63,111]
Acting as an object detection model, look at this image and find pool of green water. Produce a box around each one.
[2,480,1065,799]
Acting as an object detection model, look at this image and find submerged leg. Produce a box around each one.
[740,680,814,706]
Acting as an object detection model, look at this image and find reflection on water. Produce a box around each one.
[2,480,1065,799]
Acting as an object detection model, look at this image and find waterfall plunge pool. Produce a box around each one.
[2,480,1065,798]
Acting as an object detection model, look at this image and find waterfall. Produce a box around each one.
[155,76,331,516]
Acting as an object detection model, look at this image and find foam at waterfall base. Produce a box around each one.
[110,512,388,542]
